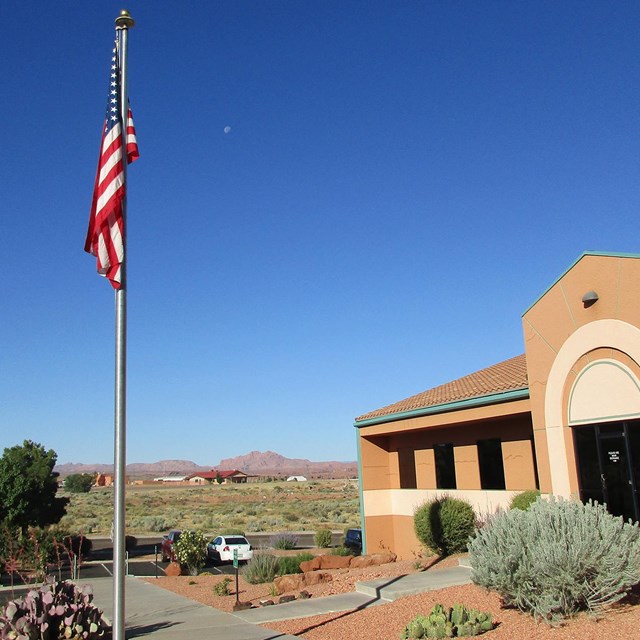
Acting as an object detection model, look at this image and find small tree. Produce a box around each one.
[64,473,94,494]
[173,530,207,575]
[0,440,68,533]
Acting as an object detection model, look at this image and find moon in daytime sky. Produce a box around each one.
[224,126,231,134]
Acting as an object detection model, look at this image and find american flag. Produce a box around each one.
[85,44,139,289]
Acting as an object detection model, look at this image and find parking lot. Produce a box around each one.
[72,558,239,580]
[1,531,343,590]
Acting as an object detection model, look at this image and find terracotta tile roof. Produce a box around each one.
[355,354,528,422]
[186,469,247,480]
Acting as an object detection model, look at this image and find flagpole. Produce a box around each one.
[113,10,133,640]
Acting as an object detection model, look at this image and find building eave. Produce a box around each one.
[354,387,530,428]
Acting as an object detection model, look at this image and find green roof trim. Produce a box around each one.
[354,387,530,428]
[522,251,640,316]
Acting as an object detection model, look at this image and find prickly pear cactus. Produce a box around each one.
[401,603,493,639]
[401,614,429,639]
[405,618,426,638]
[450,603,466,627]
[0,580,109,640]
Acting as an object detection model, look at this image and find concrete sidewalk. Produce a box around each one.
[87,577,301,639]
[235,564,472,624]
[86,563,472,637]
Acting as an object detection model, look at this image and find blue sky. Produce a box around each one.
[1,1,639,466]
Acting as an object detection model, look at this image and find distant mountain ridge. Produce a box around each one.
[54,451,357,479]
[218,450,357,478]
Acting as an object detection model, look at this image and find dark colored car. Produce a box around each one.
[160,529,182,562]
[344,528,362,554]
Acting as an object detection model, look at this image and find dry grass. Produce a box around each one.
[59,479,360,536]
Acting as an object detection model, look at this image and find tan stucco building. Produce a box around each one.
[354,252,640,559]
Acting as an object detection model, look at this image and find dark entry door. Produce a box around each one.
[574,421,639,523]
[598,426,635,521]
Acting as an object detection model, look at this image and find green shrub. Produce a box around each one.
[173,530,207,576]
[414,496,475,556]
[314,528,333,548]
[331,546,352,556]
[243,550,279,584]
[270,533,298,550]
[64,473,95,494]
[468,498,640,623]
[400,603,493,638]
[0,527,58,581]
[277,552,315,575]
[509,490,540,511]
[213,577,232,596]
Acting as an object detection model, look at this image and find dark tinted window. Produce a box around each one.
[398,448,417,488]
[225,537,249,545]
[434,443,456,489]
[477,439,506,490]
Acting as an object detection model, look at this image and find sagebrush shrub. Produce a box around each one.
[414,496,476,556]
[140,516,173,532]
[270,532,298,550]
[509,490,540,511]
[243,550,279,584]
[468,498,640,622]
[314,528,333,548]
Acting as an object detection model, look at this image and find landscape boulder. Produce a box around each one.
[349,551,397,569]
[273,571,333,594]
[299,557,322,572]
[300,554,352,571]
[318,554,353,569]
[274,574,305,593]
[303,571,333,586]
[164,562,182,577]
[300,552,396,573]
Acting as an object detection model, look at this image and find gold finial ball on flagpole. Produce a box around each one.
[115,10,134,28]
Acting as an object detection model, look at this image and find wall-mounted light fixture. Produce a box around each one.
[582,290,599,308]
